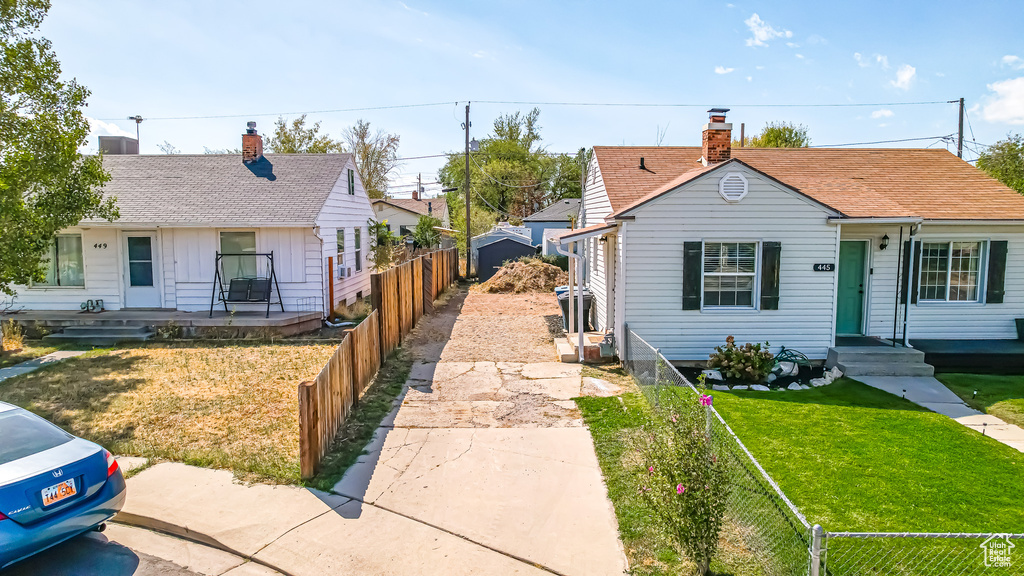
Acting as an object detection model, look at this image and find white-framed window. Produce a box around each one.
[703,241,758,308]
[219,231,257,279]
[354,227,362,272]
[336,229,345,275]
[919,241,983,302]
[36,234,85,287]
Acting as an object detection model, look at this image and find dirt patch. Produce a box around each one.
[476,259,568,294]
[440,292,561,364]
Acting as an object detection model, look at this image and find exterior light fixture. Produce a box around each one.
[879,234,890,251]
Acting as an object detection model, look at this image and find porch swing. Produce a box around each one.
[209,251,285,318]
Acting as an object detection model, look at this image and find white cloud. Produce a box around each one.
[854,53,868,67]
[981,76,1024,124]
[876,54,889,69]
[870,109,895,119]
[81,117,134,153]
[890,64,916,90]
[714,66,735,74]
[795,53,804,59]
[398,1,428,16]
[1002,55,1024,70]
[806,34,827,45]
[755,65,765,70]
[746,76,753,82]
[786,42,799,48]
[744,13,792,47]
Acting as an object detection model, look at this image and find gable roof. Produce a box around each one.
[86,153,353,226]
[374,197,448,218]
[592,146,1024,221]
[523,198,581,222]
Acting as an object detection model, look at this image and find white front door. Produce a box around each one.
[123,233,161,308]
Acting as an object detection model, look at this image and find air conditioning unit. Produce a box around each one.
[338,267,353,278]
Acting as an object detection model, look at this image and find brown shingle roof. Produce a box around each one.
[593,146,1024,220]
[375,197,447,217]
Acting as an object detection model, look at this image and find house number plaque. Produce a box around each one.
[813,263,835,272]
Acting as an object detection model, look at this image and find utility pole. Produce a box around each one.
[957,97,965,159]
[416,173,422,200]
[128,115,144,146]
[464,103,471,278]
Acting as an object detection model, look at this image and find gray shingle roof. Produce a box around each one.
[523,198,580,222]
[86,153,352,226]
[374,197,448,217]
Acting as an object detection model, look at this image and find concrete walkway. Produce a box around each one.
[0,350,86,382]
[856,376,1024,452]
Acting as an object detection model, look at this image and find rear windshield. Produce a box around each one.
[0,409,74,465]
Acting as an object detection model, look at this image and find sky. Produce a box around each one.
[41,0,1024,199]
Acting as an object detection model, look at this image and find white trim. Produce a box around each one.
[699,240,761,312]
[830,223,842,346]
[835,239,871,336]
[718,172,749,203]
[915,239,988,304]
[828,217,924,225]
[27,233,88,290]
[121,230,163,309]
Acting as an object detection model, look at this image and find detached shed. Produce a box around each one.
[477,236,537,281]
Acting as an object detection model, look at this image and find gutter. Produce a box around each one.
[826,217,923,225]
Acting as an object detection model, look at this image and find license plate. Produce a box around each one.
[41,478,77,507]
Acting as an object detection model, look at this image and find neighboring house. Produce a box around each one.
[372,192,450,237]
[523,198,580,253]
[565,109,1024,362]
[10,124,374,319]
[470,223,532,272]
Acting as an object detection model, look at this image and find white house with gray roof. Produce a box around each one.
[9,126,374,320]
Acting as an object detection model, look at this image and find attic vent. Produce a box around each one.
[719,172,748,203]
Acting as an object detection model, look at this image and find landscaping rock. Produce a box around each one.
[829,366,844,380]
[712,384,730,391]
[787,383,803,391]
[731,385,749,390]
[810,377,829,387]
[765,373,777,383]
[702,369,724,381]
[750,385,770,391]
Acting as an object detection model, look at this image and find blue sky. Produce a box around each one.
[43,0,1024,197]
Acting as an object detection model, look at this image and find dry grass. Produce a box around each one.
[2,319,26,351]
[476,259,568,294]
[440,292,561,363]
[0,342,336,483]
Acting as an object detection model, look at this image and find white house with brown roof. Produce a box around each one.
[372,191,449,237]
[8,124,374,321]
[562,109,1024,362]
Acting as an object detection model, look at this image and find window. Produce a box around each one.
[336,229,345,275]
[399,225,412,237]
[919,241,982,302]
[220,231,257,279]
[703,242,757,307]
[347,169,355,195]
[354,227,362,272]
[37,235,85,287]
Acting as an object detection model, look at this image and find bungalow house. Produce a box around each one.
[7,124,374,327]
[562,109,1024,365]
[523,198,580,254]
[372,191,450,237]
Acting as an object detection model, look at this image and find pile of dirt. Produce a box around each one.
[477,259,568,294]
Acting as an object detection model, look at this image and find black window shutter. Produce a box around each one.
[900,240,923,304]
[683,242,702,310]
[760,241,782,310]
[986,240,1008,304]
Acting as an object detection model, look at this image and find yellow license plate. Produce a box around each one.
[41,478,77,507]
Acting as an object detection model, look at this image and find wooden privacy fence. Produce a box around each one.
[297,248,457,479]
[371,247,458,363]
[298,310,381,479]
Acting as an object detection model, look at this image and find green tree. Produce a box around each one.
[0,0,117,300]
[977,134,1024,194]
[411,214,442,249]
[344,119,401,199]
[549,148,591,201]
[741,121,810,148]
[265,114,345,153]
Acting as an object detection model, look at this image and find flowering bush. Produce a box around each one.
[707,335,775,382]
[634,386,731,575]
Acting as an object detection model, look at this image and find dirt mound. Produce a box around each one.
[477,259,568,294]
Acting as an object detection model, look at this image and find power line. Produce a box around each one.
[810,134,954,147]
[474,99,954,109]
[469,152,546,189]
[98,102,456,122]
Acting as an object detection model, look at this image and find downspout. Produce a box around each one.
[554,240,586,362]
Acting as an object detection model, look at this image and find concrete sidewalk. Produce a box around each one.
[0,350,86,382]
[857,376,1024,452]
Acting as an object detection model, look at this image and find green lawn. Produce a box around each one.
[0,341,62,368]
[712,378,1023,532]
[937,373,1024,428]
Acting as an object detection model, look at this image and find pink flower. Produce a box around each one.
[648,466,654,474]
[712,454,718,463]
[676,484,686,495]
[699,394,713,406]
[670,414,678,423]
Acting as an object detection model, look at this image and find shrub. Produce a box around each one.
[2,319,25,351]
[634,384,731,575]
[707,335,774,382]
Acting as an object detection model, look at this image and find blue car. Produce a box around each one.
[0,401,126,569]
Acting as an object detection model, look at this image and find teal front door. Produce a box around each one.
[836,241,866,335]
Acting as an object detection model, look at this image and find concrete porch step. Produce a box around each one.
[835,361,935,377]
[826,346,926,366]
[45,325,154,345]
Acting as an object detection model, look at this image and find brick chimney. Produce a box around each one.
[242,121,263,164]
[701,108,732,165]
[412,185,420,201]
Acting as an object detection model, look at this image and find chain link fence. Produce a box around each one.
[621,326,1024,576]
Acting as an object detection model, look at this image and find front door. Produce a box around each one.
[836,241,866,335]
[123,233,161,308]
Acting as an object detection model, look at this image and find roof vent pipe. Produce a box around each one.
[639,157,646,170]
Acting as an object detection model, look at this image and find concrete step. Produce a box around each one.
[45,325,153,345]
[555,339,577,363]
[827,346,926,367]
[59,325,155,336]
[836,361,935,377]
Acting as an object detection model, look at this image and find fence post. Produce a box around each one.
[809,524,823,576]
[370,273,386,365]
[654,348,661,407]
[298,381,317,479]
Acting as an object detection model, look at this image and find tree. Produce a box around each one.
[265,114,345,153]
[366,218,403,271]
[344,119,401,199]
[977,134,1024,194]
[411,214,442,249]
[0,0,116,299]
[549,148,591,201]
[157,141,180,154]
[740,121,810,148]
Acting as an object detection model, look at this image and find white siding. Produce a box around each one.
[372,203,420,234]
[161,228,176,309]
[316,157,375,311]
[581,159,612,227]
[9,227,124,310]
[622,165,840,360]
[588,235,613,331]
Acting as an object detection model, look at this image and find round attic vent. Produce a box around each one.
[719,172,748,202]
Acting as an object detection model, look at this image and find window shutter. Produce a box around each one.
[760,242,781,310]
[683,242,702,310]
[986,240,1008,304]
[900,241,923,304]
[347,169,355,194]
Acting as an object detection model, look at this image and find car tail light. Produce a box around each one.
[104,450,119,477]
